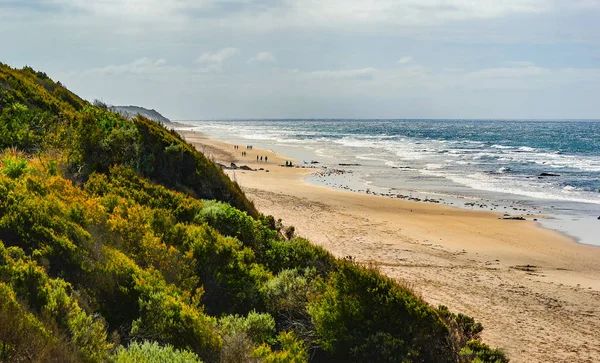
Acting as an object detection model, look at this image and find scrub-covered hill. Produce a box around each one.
[110,105,176,126]
[0,63,507,362]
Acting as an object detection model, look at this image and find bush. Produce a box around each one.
[459,340,509,363]
[1,154,28,178]
[196,200,274,252]
[263,238,336,275]
[284,226,295,240]
[183,225,270,315]
[114,341,202,363]
[251,331,308,363]
[219,311,276,345]
[0,282,79,362]
[0,242,112,362]
[307,260,452,362]
[218,311,277,363]
[264,268,324,318]
[263,268,324,353]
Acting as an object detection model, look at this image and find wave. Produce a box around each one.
[430,172,600,205]
[518,146,537,152]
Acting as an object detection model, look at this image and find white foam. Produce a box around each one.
[441,172,600,205]
[518,146,537,152]
[562,185,581,192]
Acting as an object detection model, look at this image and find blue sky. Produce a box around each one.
[1,0,599,119]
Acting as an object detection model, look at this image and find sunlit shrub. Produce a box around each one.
[1,154,28,178]
[114,341,202,363]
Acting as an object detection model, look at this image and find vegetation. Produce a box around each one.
[0,62,507,362]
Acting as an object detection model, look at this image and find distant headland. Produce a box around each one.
[110,105,181,127]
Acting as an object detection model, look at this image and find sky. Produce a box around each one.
[1,0,599,120]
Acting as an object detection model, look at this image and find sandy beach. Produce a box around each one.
[179,130,600,362]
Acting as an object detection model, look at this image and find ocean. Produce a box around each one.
[182,119,600,246]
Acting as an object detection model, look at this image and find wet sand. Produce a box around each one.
[179,130,600,362]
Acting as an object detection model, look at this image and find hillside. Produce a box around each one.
[0,62,507,362]
[110,105,177,126]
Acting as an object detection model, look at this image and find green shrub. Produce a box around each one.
[114,341,202,363]
[308,260,452,362]
[218,311,276,345]
[218,311,277,362]
[1,154,28,178]
[196,200,274,252]
[251,331,308,363]
[263,238,336,275]
[459,340,509,363]
[183,225,270,315]
[263,268,324,353]
[0,282,79,362]
[264,268,324,317]
[0,242,112,362]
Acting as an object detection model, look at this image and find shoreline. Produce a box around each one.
[178,129,600,362]
[173,121,600,247]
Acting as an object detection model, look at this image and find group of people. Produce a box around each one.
[235,145,268,162]
[285,161,294,167]
[234,145,253,150]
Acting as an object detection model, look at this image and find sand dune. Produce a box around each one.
[179,130,600,362]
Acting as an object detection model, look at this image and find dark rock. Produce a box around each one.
[239,165,254,171]
[230,162,238,169]
[539,172,560,177]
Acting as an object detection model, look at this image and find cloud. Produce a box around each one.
[197,47,240,64]
[467,62,550,79]
[15,0,563,29]
[303,67,378,80]
[195,47,241,72]
[247,51,276,63]
[86,57,179,76]
[397,56,413,64]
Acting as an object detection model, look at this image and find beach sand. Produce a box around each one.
[180,130,600,362]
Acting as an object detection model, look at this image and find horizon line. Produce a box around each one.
[174,117,600,122]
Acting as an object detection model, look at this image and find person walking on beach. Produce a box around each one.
[265,156,268,163]
[260,156,263,161]
[257,155,259,162]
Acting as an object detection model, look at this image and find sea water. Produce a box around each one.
[182,119,600,246]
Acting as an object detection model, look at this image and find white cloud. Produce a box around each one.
[397,56,413,64]
[87,57,179,76]
[195,47,241,72]
[197,47,240,64]
[303,67,378,80]
[248,52,276,63]
[467,63,550,79]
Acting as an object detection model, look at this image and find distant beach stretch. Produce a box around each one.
[181,119,600,246]
[178,122,600,363]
